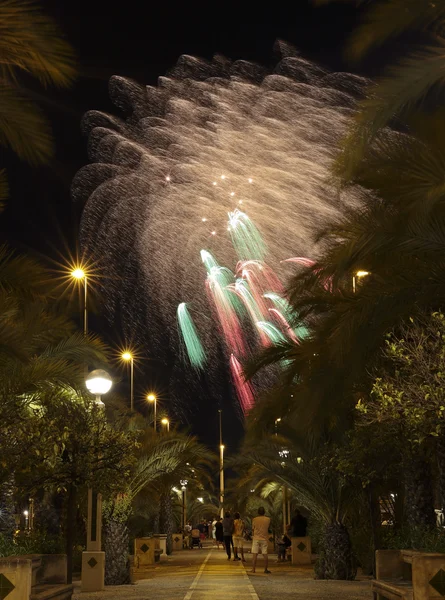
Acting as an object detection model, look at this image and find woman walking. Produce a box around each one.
[215,517,224,550]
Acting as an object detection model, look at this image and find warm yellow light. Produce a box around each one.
[220,444,225,450]
[121,351,132,361]
[230,192,235,196]
[275,418,281,423]
[71,268,85,280]
[211,231,216,236]
[356,270,369,278]
[161,418,169,425]
[221,175,226,180]
[248,178,253,183]
[202,218,207,222]
[147,394,156,402]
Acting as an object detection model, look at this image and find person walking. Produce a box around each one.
[211,517,217,544]
[215,517,224,550]
[250,506,271,574]
[222,511,234,560]
[233,512,246,562]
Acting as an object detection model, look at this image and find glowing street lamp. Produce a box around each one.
[71,266,88,335]
[86,369,113,407]
[121,351,134,411]
[161,417,170,432]
[147,394,157,431]
[352,270,370,294]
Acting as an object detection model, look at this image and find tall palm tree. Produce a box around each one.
[103,431,213,585]
[235,431,358,579]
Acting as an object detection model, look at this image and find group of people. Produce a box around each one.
[210,507,308,573]
[211,507,271,574]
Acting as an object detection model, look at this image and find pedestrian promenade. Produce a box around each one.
[74,544,372,600]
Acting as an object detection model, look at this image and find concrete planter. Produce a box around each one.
[0,558,32,600]
[291,536,312,565]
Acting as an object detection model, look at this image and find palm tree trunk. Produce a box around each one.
[104,518,130,585]
[404,453,435,529]
[315,522,356,580]
[160,492,174,555]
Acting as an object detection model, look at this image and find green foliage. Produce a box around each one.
[0,531,64,557]
[360,312,445,447]
[381,526,445,553]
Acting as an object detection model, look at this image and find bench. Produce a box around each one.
[372,549,445,600]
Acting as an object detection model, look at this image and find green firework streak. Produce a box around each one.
[177,302,206,368]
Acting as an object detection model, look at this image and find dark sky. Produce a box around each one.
[2,0,366,449]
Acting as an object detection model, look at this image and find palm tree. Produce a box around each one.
[315,0,445,176]
[0,0,76,172]
[234,431,358,579]
[103,431,213,585]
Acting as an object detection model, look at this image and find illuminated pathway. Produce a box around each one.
[74,545,372,599]
[182,550,258,600]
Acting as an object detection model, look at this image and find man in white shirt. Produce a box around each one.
[250,506,271,574]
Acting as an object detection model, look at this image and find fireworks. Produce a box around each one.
[73,43,366,417]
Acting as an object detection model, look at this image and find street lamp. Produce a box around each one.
[219,409,224,518]
[121,351,134,411]
[352,270,370,294]
[82,368,112,591]
[180,480,188,531]
[86,369,113,407]
[147,393,157,431]
[161,417,170,431]
[71,267,88,335]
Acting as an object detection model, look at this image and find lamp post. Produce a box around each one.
[352,270,370,294]
[219,409,224,518]
[82,369,112,592]
[161,417,169,432]
[71,268,88,335]
[180,480,188,532]
[147,394,157,431]
[121,351,134,411]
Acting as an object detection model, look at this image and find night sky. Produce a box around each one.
[2,0,372,449]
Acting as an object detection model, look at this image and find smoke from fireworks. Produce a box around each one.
[73,43,366,417]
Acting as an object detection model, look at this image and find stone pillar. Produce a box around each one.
[81,552,105,592]
[130,538,155,582]
[172,534,183,551]
[81,489,104,591]
[0,558,32,600]
[291,536,312,565]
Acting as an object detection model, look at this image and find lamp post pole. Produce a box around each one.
[130,356,134,411]
[219,409,224,518]
[83,276,88,336]
[82,370,112,592]
[147,394,157,431]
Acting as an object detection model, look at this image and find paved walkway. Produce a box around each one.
[74,545,372,600]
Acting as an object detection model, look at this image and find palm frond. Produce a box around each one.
[0,0,76,88]
[0,85,53,164]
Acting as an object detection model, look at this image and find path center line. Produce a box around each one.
[183,549,212,600]
[240,560,260,600]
